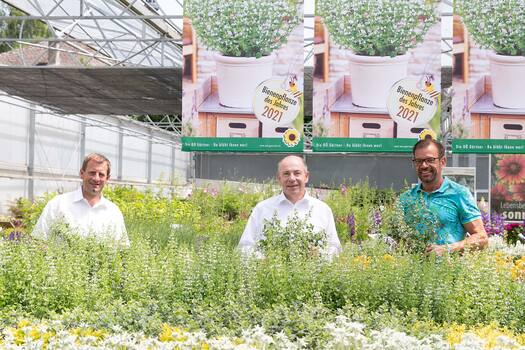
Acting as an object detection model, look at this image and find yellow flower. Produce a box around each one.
[12,328,25,345]
[446,324,467,345]
[382,254,395,262]
[282,128,300,147]
[352,255,371,268]
[29,327,41,341]
[511,257,525,281]
[17,319,31,328]
[159,324,189,343]
[159,324,175,342]
[446,322,525,348]
[418,129,436,141]
[494,252,512,271]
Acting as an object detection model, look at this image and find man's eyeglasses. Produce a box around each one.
[411,157,441,166]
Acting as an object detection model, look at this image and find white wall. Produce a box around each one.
[0,97,189,216]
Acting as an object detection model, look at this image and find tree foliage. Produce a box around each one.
[0,5,52,53]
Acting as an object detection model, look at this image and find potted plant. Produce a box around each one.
[456,0,525,109]
[184,0,301,109]
[316,0,438,108]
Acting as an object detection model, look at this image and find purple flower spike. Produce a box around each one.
[492,213,505,236]
[373,210,382,227]
[7,231,22,241]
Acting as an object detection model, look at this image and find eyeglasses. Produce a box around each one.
[411,157,441,166]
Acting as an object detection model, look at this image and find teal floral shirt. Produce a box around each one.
[399,177,481,245]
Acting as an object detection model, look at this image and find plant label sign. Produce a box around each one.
[387,78,438,129]
[253,78,301,127]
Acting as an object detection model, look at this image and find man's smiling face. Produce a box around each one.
[277,156,309,203]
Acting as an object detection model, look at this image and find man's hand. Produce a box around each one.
[425,218,488,256]
[425,244,449,256]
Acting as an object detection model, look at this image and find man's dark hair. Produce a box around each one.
[412,139,445,158]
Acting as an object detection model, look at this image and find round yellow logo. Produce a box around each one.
[282,128,300,147]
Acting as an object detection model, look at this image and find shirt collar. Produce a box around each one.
[74,186,107,207]
[277,191,311,205]
[415,177,449,194]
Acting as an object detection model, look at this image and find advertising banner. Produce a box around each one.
[181,0,304,152]
[311,0,441,153]
[490,154,525,222]
[451,1,525,155]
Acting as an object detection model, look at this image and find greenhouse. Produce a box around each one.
[1,0,525,349]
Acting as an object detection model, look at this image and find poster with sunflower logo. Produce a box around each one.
[181,0,304,152]
[491,154,525,222]
[311,0,441,153]
[451,1,525,155]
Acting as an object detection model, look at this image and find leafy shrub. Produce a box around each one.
[184,0,300,57]
[3,182,525,344]
[456,0,525,56]
[316,0,438,56]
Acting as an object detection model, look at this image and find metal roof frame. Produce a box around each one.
[0,0,182,67]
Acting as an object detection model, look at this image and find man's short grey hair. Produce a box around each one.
[81,153,111,176]
[276,155,308,174]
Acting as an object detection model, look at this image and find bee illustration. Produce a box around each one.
[284,74,302,99]
[424,74,439,99]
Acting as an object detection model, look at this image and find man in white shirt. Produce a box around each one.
[238,155,342,257]
[32,153,129,246]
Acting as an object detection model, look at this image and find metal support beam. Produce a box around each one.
[117,119,124,181]
[170,139,176,185]
[0,15,183,21]
[147,129,153,183]
[79,116,86,163]
[27,105,36,201]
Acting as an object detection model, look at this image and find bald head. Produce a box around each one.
[277,155,307,175]
[277,155,309,204]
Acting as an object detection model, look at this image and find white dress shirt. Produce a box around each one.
[238,192,342,257]
[32,187,129,246]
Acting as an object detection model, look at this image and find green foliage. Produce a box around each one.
[325,180,396,241]
[258,213,328,260]
[3,182,525,344]
[10,192,57,232]
[184,0,300,57]
[316,0,438,56]
[382,200,438,254]
[0,6,52,53]
[456,0,525,56]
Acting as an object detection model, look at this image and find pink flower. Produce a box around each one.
[511,182,525,201]
[496,155,525,184]
[491,183,513,202]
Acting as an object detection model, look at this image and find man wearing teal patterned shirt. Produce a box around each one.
[399,139,488,255]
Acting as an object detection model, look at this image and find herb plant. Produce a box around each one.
[316,0,438,57]
[184,0,301,58]
[456,0,525,56]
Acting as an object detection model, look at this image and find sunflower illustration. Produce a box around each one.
[283,128,300,147]
[496,155,525,184]
[418,129,437,141]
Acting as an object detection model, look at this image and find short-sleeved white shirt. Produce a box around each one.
[32,187,129,246]
[238,192,342,257]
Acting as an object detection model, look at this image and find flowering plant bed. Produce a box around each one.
[2,184,525,348]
